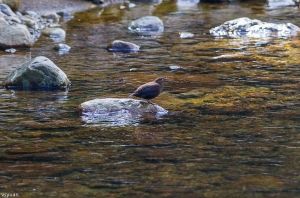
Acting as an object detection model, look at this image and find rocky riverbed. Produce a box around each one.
[1,0,300,197]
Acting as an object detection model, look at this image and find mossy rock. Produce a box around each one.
[2,56,71,89]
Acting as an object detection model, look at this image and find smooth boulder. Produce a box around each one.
[42,28,66,38]
[0,17,34,49]
[128,16,164,34]
[210,17,300,38]
[78,98,168,126]
[2,56,71,89]
[107,40,140,52]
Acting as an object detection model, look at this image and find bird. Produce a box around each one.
[129,77,168,105]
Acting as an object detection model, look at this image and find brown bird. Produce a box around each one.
[129,77,168,105]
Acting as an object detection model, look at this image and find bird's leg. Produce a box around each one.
[147,100,156,106]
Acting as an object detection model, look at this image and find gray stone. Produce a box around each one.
[43,13,60,21]
[57,12,74,19]
[0,17,34,49]
[0,0,21,11]
[128,16,164,34]
[267,0,296,8]
[5,48,16,53]
[2,56,71,89]
[78,98,168,126]
[0,4,16,16]
[210,17,300,38]
[179,32,194,38]
[0,10,6,17]
[107,40,140,52]
[42,27,66,38]
[24,11,38,18]
[54,43,71,51]
[6,16,21,24]
[20,16,39,30]
[169,65,181,70]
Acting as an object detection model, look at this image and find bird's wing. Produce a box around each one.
[135,83,160,99]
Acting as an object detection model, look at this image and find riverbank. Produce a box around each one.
[18,0,123,14]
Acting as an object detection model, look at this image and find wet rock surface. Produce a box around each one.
[210,17,300,38]
[0,17,34,49]
[128,16,164,34]
[54,43,71,54]
[2,56,71,89]
[42,27,66,38]
[78,98,168,126]
[0,3,66,49]
[107,40,140,52]
[1,1,300,197]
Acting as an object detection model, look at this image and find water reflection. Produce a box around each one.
[0,52,31,79]
[1,0,300,197]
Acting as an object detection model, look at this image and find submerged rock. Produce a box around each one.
[210,17,300,38]
[78,98,168,126]
[54,43,71,53]
[107,40,140,52]
[2,56,71,89]
[128,16,164,34]
[0,17,34,49]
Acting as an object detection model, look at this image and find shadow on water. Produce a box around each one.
[1,0,300,197]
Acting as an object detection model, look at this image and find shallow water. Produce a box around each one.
[1,0,300,197]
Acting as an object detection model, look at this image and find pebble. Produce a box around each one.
[179,32,194,38]
[169,65,181,70]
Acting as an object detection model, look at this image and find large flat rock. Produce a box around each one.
[78,98,168,126]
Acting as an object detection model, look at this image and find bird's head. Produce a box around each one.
[155,77,169,85]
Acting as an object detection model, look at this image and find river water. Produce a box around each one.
[1,0,300,197]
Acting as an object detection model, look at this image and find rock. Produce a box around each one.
[267,0,296,8]
[78,98,168,126]
[92,0,104,4]
[42,27,66,38]
[107,40,140,52]
[5,48,16,53]
[169,65,181,70]
[0,10,6,17]
[179,32,194,38]
[0,17,34,49]
[54,43,71,55]
[6,15,21,24]
[0,3,16,16]
[128,16,164,34]
[0,0,21,11]
[2,56,71,89]
[210,17,300,38]
[177,0,199,7]
[54,43,70,51]
[57,12,74,19]
[24,10,38,18]
[19,16,39,30]
[43,12,60,21]
[128,3,136,8]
